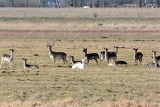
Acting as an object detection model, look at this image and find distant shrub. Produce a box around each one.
[93,13,98,17]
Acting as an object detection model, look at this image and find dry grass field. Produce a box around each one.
[0,8,160,107]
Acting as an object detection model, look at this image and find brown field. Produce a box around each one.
[0,8,160,107]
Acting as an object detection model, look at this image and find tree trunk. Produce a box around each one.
[81,0,83,7]
[71,0,74,7]
[157,0,160,7]
[27,0,29,7]
[10,0,14,7]
[139,0,142,8]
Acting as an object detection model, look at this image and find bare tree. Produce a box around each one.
[81,0,84,7]
[157,0,160,7]
[55,0,57,7]
[27,0,29,7]
[9,0,14,7]
[104,0,109,7]
[140,0,142,7]
[40,0,45,7]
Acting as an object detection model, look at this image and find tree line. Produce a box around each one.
[0,0,159,8]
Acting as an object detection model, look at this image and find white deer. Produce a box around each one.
[0,49,14,68]
[72,57,87,69]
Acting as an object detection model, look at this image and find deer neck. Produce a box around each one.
[152,52,157,63]
[104,49,108,61]
[48,47,53,55]
[134,50,137,55]
[84,50,87,57]
[71,57,75,63]
[152,52,156,58]
[10,51,14,61]
[115,48,118,54]
[23,60,27,69]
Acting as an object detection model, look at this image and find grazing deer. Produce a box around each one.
[152,51,160,64]
[72,57,87,69]
[22,58,39,70]
[70,56,82,64]
[47,44,68,66]
[100,46,119,63]
[0,49,14,69]
[83,48,99,65]
[104,48,117,66]
[133,48,143,64]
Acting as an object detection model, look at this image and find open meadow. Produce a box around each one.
[0,8,160,107]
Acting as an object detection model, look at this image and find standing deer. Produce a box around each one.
[152,50,160,64]
[22,58,39,70]
[83,48,99,65]
[104,48,117,66]
[100,46,119,63]
[133,48,143,64]
[0,49,14,68]
[47,44,68,66]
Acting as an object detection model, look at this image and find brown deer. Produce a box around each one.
[0,49,14,68]
[47,44,68,66]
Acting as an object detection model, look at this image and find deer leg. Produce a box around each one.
[65,59,68,63]
[135,59,137,63]
[9,62,12,68]
[62,58,66,64]
[87,59,89,64]
[94,58,98,65]
[113,60,116,66]
[3,61,6,69]
[100,59,102,64]
[64,56,68,63]
[139,59,141,64]
[107,59,109,64]
[52,58,55,66]
[0,60,3,68]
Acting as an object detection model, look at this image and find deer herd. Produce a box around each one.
[0,44,160,70]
